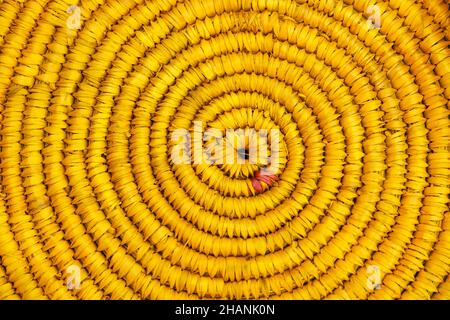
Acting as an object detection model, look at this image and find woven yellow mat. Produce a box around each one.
[0,0,449,300]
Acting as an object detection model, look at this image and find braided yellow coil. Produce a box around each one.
[0,0,449,300]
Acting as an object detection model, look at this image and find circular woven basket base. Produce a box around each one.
[0,0,449,300]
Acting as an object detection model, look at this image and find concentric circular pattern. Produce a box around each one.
[0,0,449,300]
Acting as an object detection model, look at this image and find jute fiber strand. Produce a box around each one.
[0,0,449,300]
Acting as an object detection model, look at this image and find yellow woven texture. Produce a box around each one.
[0,0,449,300]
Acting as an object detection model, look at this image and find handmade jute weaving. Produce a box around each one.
[0,0,449,300]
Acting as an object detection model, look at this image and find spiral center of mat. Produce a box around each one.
[238,147,250,161]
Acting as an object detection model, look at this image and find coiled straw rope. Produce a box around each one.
[0,0,449,300]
